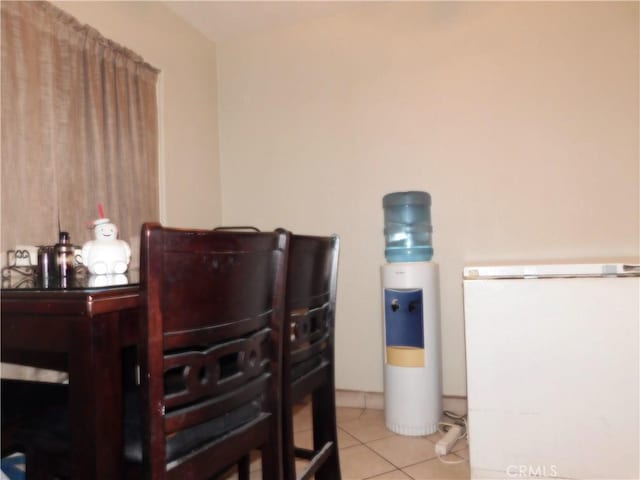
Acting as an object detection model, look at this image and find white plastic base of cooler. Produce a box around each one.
[383,364,442,436]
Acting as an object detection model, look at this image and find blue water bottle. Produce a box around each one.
[383,191,433,263]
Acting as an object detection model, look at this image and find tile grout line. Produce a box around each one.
[361,440,405,472]
[356,441,405,480]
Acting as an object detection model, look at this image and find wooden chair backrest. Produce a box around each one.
[285,234,339,376]
[139,223,288,478]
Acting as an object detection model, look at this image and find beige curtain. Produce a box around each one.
[1,1,159,262]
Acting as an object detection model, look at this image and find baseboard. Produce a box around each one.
[336,389,467,415]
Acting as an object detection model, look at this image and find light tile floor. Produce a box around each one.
[222,400,469,479]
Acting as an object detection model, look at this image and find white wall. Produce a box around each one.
[55,1,222,230]
[217,2,639,395]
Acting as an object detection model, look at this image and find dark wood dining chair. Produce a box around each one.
[282,234,341,480]
[19,223,289,480]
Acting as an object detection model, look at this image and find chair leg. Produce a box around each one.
[237,454,250,480]
[260,416,282,480]
[315,446,340,480]
[311,383,341,480]
[282,403,297,480]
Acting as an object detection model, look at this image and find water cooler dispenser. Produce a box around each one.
[381,191,442,436]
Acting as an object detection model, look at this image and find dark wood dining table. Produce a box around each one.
[1,270,141,479]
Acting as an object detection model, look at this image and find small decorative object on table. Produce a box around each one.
[1,247,38,288]
[82,205,131,275]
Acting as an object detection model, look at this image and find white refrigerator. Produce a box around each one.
[463,262,639,479]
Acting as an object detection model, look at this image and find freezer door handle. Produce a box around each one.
[623,264,640,272]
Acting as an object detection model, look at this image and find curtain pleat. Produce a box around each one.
[1,0,159,262]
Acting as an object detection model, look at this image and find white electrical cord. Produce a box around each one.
[435,410,468,464]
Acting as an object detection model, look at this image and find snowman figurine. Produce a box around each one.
[82,218,131,275]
